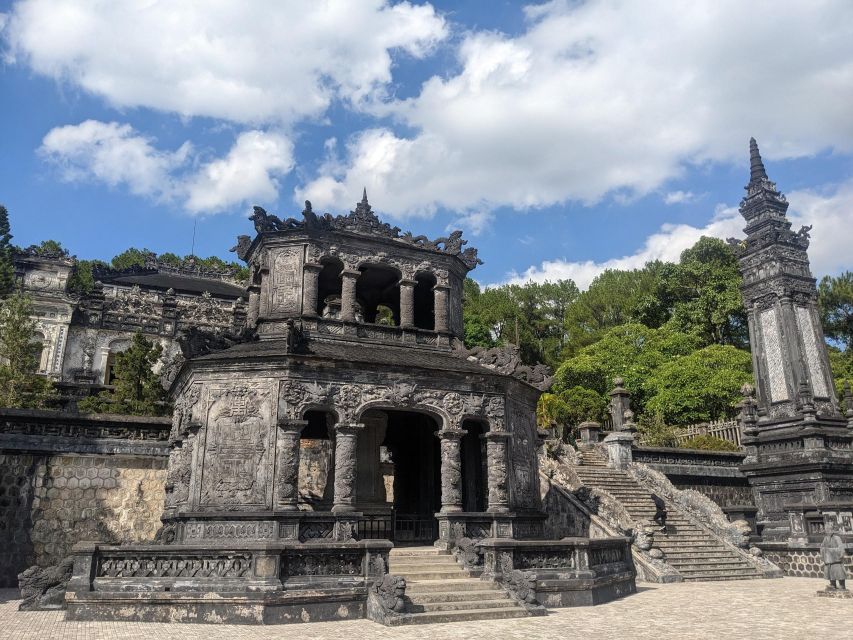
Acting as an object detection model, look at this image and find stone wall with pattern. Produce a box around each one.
[0,451,167,587]
[760,545,853,579]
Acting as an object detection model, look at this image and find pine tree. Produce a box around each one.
[79,331,168,416]
[0,294,54,408]
[0,205,15,295]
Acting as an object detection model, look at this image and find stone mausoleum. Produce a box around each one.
[62,193,635,624]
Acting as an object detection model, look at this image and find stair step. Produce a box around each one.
[408,590,511,604]
[410,598,519,613]
[406,579,502,594]
[390,547,443,557]
[390,556,460,568]
[397,569,469,580]
[393,607,530,625]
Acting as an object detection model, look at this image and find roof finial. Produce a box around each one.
[362,187,368,204]
[749,137,768,184]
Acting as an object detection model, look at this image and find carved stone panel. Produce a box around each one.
[200,384,274,509]
[269,247,303,314]
[795,306,830,398]
[759,307,788,402]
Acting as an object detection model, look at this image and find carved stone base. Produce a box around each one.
[816,588,853,599]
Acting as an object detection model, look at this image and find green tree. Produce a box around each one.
[819,272,853,350]
[0,294,54,408]
[0,205,15,295]
[79,332,168,416]
[644,344,752,425]
[643,238,747,348]
[680,434,740,452]
[67,259,110,295]
[563,265,661,355]
[111,247,153,270]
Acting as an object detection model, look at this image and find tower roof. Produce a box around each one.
[749,137,768,185]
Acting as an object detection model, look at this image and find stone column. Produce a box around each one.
[603,431,634,471]
[247,285,261,328]
[276,419,307,510]
[433,284,450,333]
[399,279,417,329]
[301,263,323,317]
[340,270,360,322]
[332,422,363,513]
[483,431,510,513]
[609,378,632,431]
[437,428,465,512]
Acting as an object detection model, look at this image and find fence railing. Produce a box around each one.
[672,419,742,447]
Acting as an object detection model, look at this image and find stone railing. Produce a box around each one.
[673,419,742,447]
[66,539,395,624]
[0,408,171,456]
[297,316,453,349]
[632,446,745,475]
[477,537,635,608]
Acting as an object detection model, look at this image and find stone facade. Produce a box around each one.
[13,248,247,407]
[731,139,853,542]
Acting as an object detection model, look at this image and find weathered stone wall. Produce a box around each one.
[760,544,853,579]
[0,451,166,587]
[668,476,754,508]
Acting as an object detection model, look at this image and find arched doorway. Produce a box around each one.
[359,408,441,544]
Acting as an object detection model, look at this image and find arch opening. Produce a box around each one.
[356,264,401,325]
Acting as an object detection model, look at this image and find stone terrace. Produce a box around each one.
[2,578,849,640]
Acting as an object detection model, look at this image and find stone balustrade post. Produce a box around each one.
[301,263,323,317]
[332,422,364,512]
[276,419,308,510]
[483,431,510,513]
[247,285,261,328]
[433,284,449,333]
[399,279,417,329]
[603,431,635,471]
[437,428,465,512]
[578,421,601,445]
[340,270,360,322]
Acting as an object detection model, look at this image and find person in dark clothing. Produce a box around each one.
[652,494,667,531]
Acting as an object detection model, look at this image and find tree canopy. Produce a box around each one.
[0,294,55,408]
[819,271,853,350]
[0,205,15,295]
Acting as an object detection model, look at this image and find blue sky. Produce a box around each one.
[1,0,852,287]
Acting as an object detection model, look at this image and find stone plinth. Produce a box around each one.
[603,432,634,471]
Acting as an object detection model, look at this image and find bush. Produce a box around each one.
[680,434,740,452]
[637,411,680,448]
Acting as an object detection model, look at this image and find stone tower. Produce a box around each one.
[738,138,839,419]
[736,139,853,541]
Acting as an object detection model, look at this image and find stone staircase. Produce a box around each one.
[387,546,530,624]
[574,449,762,582]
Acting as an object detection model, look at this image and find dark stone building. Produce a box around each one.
[62,195,635,624]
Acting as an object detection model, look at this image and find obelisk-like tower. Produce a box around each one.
[736,139,852,542]
[738,138,839,420]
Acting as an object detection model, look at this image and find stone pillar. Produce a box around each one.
[276,419,307,510]
[609,378,632,432]
[340,270,360,322]
[247,285,261,328]
[301,263,323,317]
[399,279,417,329]
[437,428,465,512]
[578,421,601,445]
[433,284,449,333]
[483,431,510,513]
[603,431,634,471]
[332,422,363,513]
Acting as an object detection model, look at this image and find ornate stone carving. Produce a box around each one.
[270,247,302,313]
[98,554,253,578]
[459,344,553,390]
[795,306,830,398]
[332,423,362,512]
[759,307,788,403]
[498,553,538,606]
[17,557,74,611]
[485,432,510,512]
[438,428,465,512]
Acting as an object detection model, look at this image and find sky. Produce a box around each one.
[1,0,852,288]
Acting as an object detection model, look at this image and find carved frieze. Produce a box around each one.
[795,306,830,398]
[759,308,788,403]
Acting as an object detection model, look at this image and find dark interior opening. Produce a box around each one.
[413,272,436,330]
[461,419,488,512]
[356,264,401,325]
[316,257,343,317]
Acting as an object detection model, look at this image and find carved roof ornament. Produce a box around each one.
[237,192,483,271]
[457,343,553,390]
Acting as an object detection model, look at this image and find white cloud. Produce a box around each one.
[503,179,853,289]
[447,210,494,236]
[184,131,293,213]
[39,121,293,213]
[39,120,190,200]
[4,0,447,125]
[301,0,853,217]
[664,190,696,205]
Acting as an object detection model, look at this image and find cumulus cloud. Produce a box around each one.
[664,190,698,205]
[300,0,853,217]
[503,178,853,289]
[4,0,447,125]
[39,121,293,213]
[446,210,494,236]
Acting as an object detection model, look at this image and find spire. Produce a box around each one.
[749,137,768,184]
[361,187,368,204]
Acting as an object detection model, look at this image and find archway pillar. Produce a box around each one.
[483,431,511,513]
[332,422,364,512]
[301,263,323,317]
[275,419,308,510]
[433,284,450,332]
[399,279,417,329]
[340,270,360,322]
[437,428,466,513]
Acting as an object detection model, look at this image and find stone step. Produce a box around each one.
[405,579,502,594]
[680,570,760,579]
[396,569,469,581]
[681,573,761,582]
[390,556,460,567]
[662,550,741,558]
[677,565,759,574]
[407,590,511,604]
[667,560,753,570]
[410,598,519,613]
[390,547,443,557]
[392,606,530,625]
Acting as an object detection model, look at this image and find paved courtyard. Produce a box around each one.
[2,578,850,640]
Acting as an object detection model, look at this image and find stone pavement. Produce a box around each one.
[2,578,850,640]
